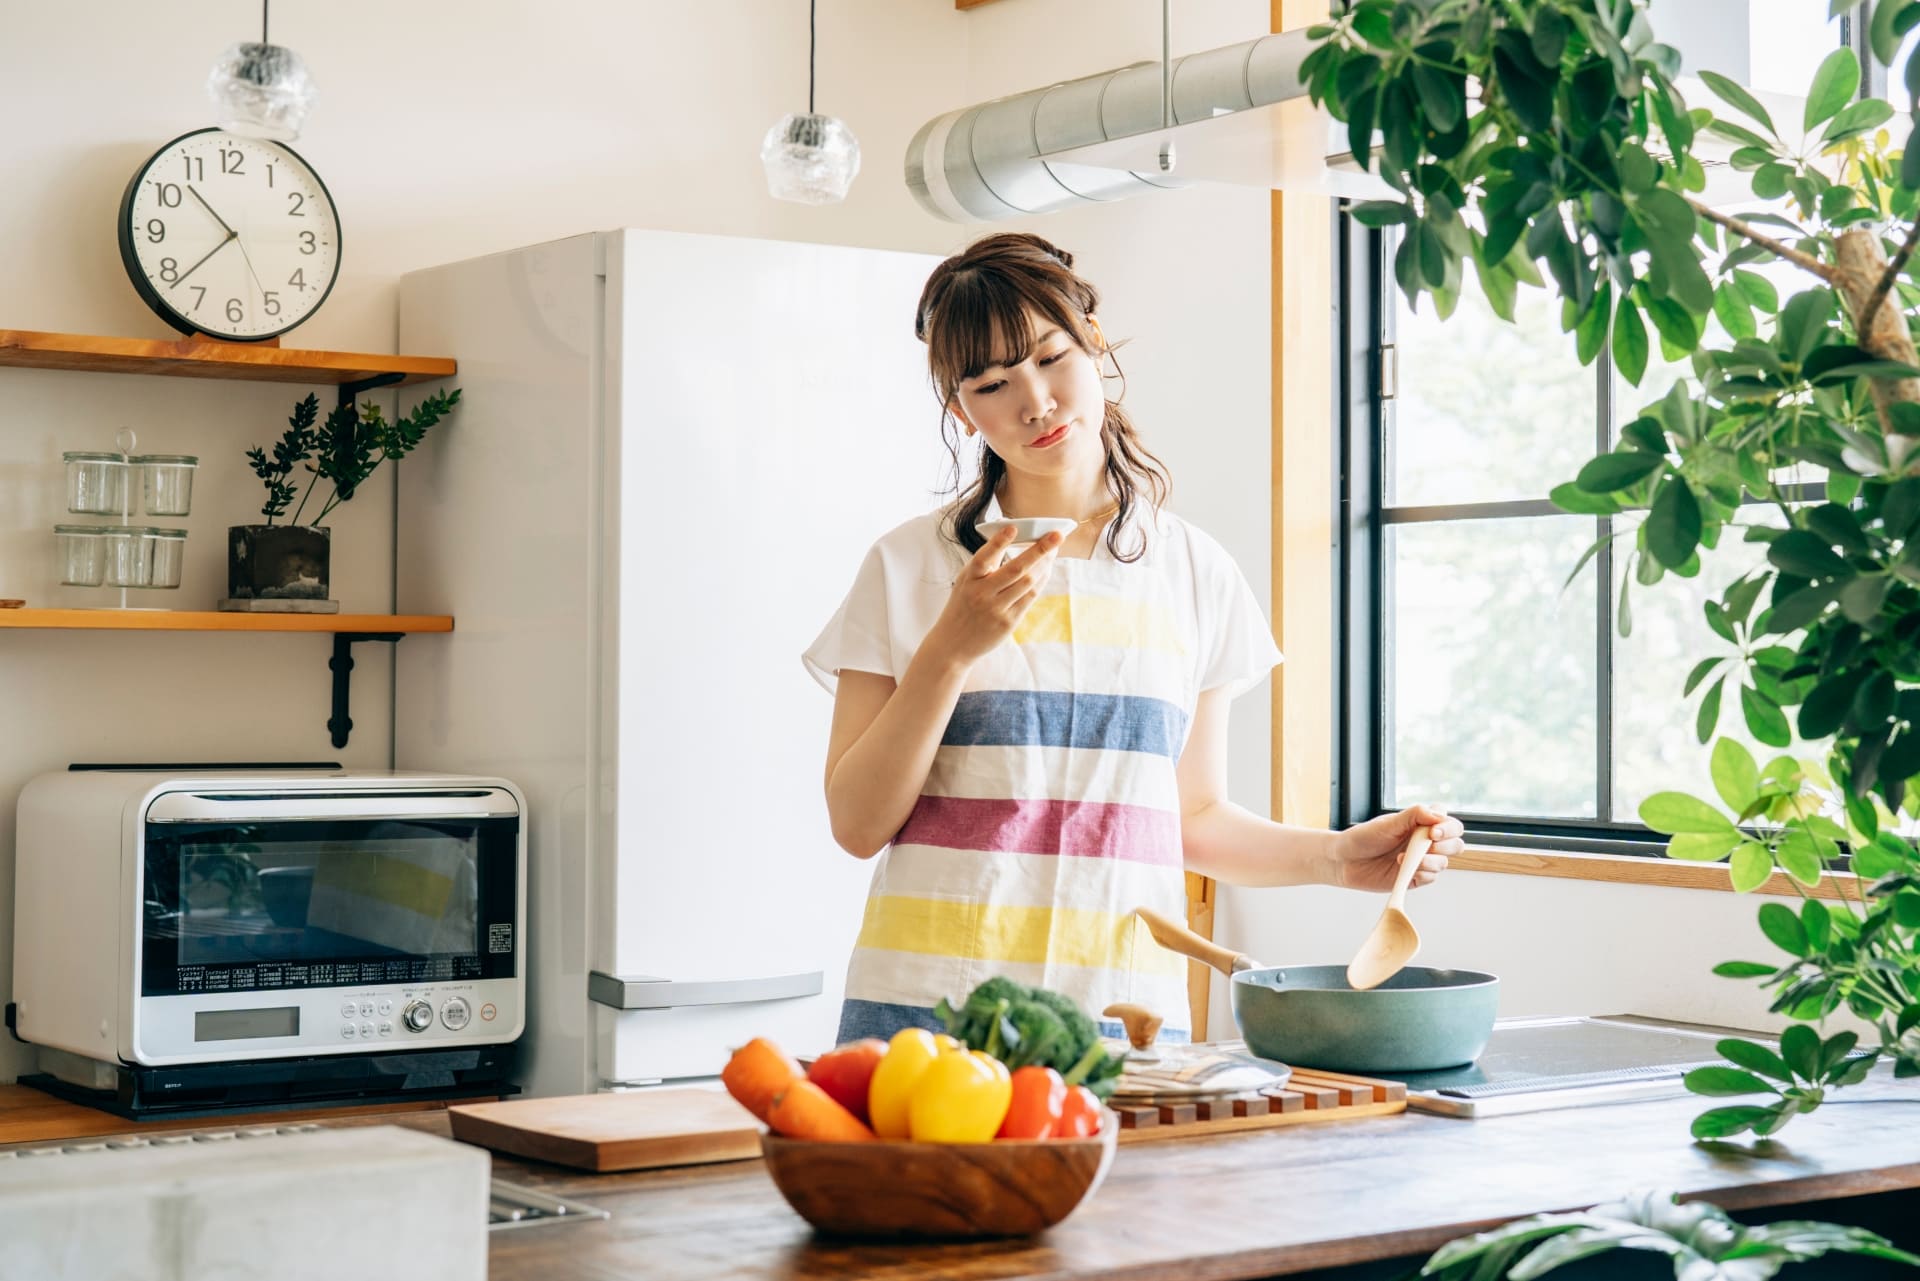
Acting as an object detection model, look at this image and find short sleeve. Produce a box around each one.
[802,542,896,694]
[1197,541,1284,700]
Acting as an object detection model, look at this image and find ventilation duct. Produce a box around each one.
[905,28,1389,224]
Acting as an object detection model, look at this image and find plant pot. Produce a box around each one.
[228,524,330,600]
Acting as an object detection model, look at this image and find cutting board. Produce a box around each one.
[447,1088,762,1172]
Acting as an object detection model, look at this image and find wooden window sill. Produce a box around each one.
[1454,846,1862,902]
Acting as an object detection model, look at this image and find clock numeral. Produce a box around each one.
[180,156,204,182]
[263,291,282,317]
[157,257,180,284]
[150,182,182,208]
[288,269,309,292]
[190,286,206,313]
[220,148,246,176]
[146,219,165,244]
[226,298,244,324]
[299,231,317,255]
[287,192,305,217]
[266,164,276,188]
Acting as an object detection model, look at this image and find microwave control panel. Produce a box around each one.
[133,980,524,1065]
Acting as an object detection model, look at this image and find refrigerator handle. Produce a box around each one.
[587,970,823,1010]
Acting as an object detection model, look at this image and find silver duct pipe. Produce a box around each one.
[905,28,1317,224]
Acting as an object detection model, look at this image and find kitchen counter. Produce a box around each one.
[6,1075,1918,1279]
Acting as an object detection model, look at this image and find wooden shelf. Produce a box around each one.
[0,330,455,388]
[0,609,452,633]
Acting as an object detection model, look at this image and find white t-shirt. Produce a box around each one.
[804,498,1283,1045]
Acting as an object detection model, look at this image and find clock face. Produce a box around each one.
[117,128,342,342]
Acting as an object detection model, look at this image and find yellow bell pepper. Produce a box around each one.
[908,1048,1012,1143]
[867,1027,943,1139]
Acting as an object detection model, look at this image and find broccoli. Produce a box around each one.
[934,976,1125,1100]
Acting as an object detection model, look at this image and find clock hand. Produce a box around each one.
[233,232,269,301]
[171,230,236,290]
[186,185,238,239]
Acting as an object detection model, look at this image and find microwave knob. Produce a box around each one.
[441,998,472,1031]
[402,1000,435,1033]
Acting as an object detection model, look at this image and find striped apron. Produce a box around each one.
[835,550,1194,1045]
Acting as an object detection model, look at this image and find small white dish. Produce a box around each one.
[975,516,1077,544]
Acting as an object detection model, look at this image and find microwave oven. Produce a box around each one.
[12,768,526,1094]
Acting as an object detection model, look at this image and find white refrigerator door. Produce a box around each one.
[594,230,947,1084]
[397,233,604,1099]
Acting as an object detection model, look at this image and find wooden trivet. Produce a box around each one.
[1112,1068,1407,1143]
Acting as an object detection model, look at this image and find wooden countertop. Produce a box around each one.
[8,1077,1920,1279]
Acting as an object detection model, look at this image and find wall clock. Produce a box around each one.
[116,126,342,342]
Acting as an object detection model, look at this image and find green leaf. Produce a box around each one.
[1549,481,1625,515]
[1840,574,1891,623]
[1778,828,1825,886]
[1781,1023,1821,1079]
[1574,279,1612,364]
[1768,529,1851,579]
[1731,841,1774,890]
[1802,898,1832,952]
[1716,1031,1796,1080]
[1576,450,1664,492]
[1800,669,1868,739]
[1691,1104,1775,1138]
[1874,0,1908,72]
[1646,476,1702,567]
[1698,675,1726,742]
[1685,1065,1775,1095]
[1670,830,1744,861]
[1742,685,1793,747]
[1684,657,1725,697]
[1411,63,1462,133]
[1804,48,1862,130]
[1711,738,1761,811]
[1822,97,1894,143]
[1780,289,1837,364]
[1733,268,1780,313]
[1613,294,1649,384]
[1349,200,1410,228]
[1640,791,1737,834]
[1700,70,1779,137]
[1760,901,1811,956]
[1713,960,1777,978]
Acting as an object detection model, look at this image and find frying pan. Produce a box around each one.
[1135,908,1499,1072]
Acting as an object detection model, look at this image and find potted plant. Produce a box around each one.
[1303,0,1920,1136]
[230,387,460,605]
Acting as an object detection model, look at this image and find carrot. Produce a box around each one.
[721,1037,802,1123]
[767,1079,878,1142]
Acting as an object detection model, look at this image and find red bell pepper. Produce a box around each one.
[996,1065,1067,1139]
[1057,1083,1104,1138]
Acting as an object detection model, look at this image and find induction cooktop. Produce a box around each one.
[1374,1015,1752,1118]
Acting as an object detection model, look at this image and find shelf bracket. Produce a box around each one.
[329,632,404,749]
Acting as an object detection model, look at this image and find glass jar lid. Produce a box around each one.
[62,451,125,462]
[103,525,157,538]
[129,454,199,466]
[53,524,106,535]
[149,527,188,539]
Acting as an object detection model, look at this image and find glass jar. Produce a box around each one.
[103,526,155,588]
[146,527,187,589]
[54,525,106,586]
[133,454,198,517]
[64,451,128,515]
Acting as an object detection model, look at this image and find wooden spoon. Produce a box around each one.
[1344,826,1434,991]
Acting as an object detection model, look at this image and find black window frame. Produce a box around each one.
[1330,8,1866,854]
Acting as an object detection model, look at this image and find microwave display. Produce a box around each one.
[141,817,518,997]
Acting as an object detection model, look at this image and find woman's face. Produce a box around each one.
[949,308,1106,485]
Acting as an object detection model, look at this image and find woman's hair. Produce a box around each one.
[915,232,1171,562]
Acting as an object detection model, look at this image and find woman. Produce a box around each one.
[804,232,1462,1045]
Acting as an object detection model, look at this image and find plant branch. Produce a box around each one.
[1860,219,1920,335]
[1685,198,1836,282]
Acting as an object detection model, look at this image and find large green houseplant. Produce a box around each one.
[1302,0,1920,1138]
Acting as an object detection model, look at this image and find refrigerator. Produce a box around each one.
[395,230,949,1099]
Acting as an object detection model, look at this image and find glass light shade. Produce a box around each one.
[207,41,317,141]
[761,112,861,205]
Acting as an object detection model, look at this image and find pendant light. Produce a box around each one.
[760,0,861,205]
[207,0,318,142]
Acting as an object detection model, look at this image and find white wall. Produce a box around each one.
[0,0,1272,1084]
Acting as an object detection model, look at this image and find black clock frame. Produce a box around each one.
[115,126,343,343]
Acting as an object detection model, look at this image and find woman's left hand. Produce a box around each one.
[1328,805,1462,892]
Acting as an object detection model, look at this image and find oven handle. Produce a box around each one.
[587,970,823,1010]
[145,790,520,823]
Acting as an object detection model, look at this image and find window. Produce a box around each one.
[1335,7,1858,851]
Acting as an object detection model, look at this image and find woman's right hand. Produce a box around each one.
[923,526,1064,671]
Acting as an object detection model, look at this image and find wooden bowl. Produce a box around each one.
[759,1121,1119,1240]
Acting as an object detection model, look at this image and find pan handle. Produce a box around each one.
[1134,907,1257,977]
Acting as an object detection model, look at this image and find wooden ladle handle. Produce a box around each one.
[1134,906,1255,977]
[1386,827,1434,911]
[1103,1002,1164,1051]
